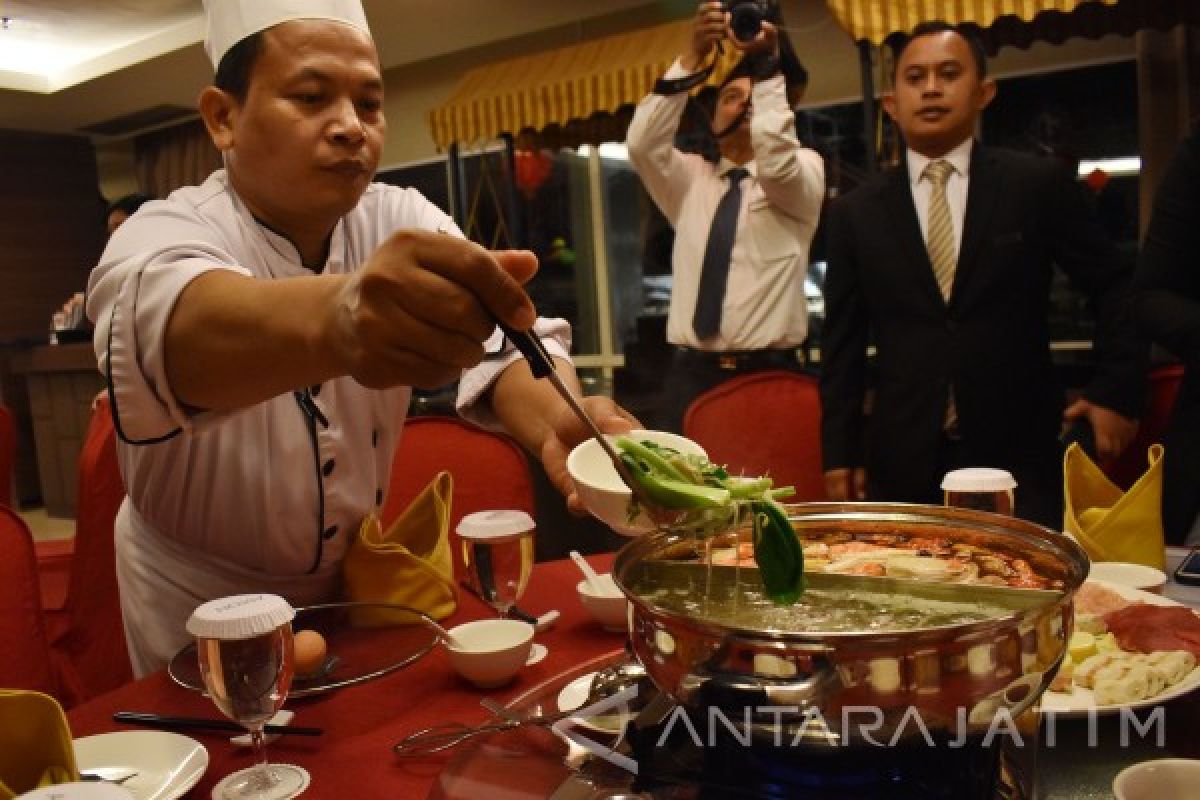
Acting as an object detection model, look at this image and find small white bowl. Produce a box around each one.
[1114,758,1200,799]
[566,429,707,536]
[577,574,630,632]
[444,619,534,688]
[1089,561,1168,594]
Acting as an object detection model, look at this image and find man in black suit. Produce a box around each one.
[819,22,1145,527]
[1132,128,1200,544]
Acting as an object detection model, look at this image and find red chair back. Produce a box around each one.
[1102,364,1186,489]
[0,505,59,697]
[383,415,536,580]
[0,403,15,506]
[683,370,827,501]
[50,394,131,704]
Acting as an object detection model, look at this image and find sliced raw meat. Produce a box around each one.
[1075,582,1131,616]
[1104,604,1200,657]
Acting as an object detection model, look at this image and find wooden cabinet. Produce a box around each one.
[13,344,105,517]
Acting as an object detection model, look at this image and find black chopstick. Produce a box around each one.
[457,580,538,625]
[113,711,322,736]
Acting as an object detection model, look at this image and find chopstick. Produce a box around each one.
[456,580,559,632]
[113,711,322,736]
[457,580,535,623]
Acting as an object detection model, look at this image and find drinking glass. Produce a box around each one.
[457,510,536,616]
[189,595,309,800]
[941,467,1017,516]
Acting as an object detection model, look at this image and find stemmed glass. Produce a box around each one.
[457,510,536,617]
[187,594,310,799]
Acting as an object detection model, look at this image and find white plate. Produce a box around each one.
[555,672,634,735]
[1041,579,1200,717]
[527,642,548,666]
[73,731,208,800]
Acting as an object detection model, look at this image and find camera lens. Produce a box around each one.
[729,3,763,42]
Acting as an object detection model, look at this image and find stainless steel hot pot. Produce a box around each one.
[612,503,1089,744]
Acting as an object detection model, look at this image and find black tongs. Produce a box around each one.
[497,321,664,516]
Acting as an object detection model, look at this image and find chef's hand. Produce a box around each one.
[824,467,867,501]
[543,397,642,514]
[1062,398,1138,461]
[332,231,536,390]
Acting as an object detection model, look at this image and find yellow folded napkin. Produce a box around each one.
[0,690,79,799]
[1063,442,1166,570]
[343,471,458,626]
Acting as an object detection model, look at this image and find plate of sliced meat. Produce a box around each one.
[1042,579,1200,716]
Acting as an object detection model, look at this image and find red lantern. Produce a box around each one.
[514,149,553,198]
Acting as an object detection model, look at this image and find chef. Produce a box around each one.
[87,0,635,676]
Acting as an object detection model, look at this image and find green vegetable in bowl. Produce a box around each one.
[615,436,804,603]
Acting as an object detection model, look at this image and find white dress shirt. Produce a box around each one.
[906,137,973,256]
[626,60,825,351]
[87,170,570,675]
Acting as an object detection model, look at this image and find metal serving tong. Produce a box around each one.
[393,659,650,756]
[497,322,676,523]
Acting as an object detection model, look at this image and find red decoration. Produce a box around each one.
[514,149,553,198]
[1085,168,1110,194]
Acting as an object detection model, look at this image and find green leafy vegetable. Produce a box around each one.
[615,437,805,604]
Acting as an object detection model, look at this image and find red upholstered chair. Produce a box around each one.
[48,394,132,705]
[383,415,536,580]
[0,505,60,698]
[1102,364,1186,489]
[0,404,14,507]
[683,370,827,501]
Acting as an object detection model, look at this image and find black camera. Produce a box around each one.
[725,0,771,42]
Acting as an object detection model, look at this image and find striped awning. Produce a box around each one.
[825,0,1197,49]
[825,0,1116,44]
[428,19,741,151]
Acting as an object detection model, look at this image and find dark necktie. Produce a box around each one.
[693,167,749,339]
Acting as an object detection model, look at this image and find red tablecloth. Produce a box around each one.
[67,553,620,800]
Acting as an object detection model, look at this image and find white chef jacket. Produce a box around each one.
[86,170,570,676]
[625,60,824,351]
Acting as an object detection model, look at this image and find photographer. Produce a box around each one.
[626,1,824,433]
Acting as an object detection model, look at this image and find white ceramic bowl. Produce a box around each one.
[576,574,630,632]
[1089,561,1168,594]
[444,619,534,688]
[566,429,707,536]
[1114,758,1200,799]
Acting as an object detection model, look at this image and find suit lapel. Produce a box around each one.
[954,144,1002,305]
[882,162,945,307]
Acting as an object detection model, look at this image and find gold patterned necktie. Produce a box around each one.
[923,159,956,301]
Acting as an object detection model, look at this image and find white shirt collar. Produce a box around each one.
[716,156,757,181]
[906,138,974,186]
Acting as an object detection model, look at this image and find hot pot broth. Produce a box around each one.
[626,558,1059,633]
[625,512,1068,634]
